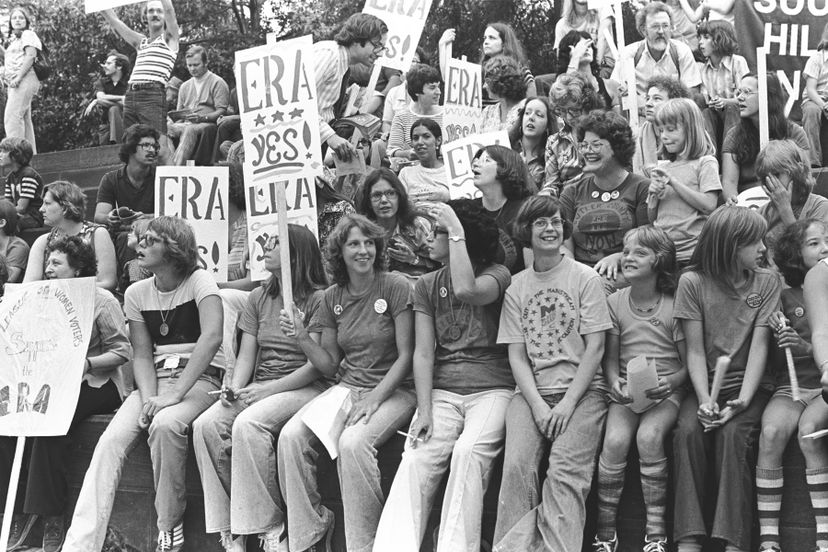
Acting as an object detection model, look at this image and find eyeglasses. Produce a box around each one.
[736,88,758,97]
[264,235,279,251]
[531,218,564,230]
[138,142,161,152]
[578,141,607,153]
[370,189,398,202]
[370,40,387,55]
[138,233,165,247]
[432,227,449,237]
[555,107,583,118]
[647,24,671,32]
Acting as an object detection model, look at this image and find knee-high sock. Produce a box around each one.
[640,457,669,539]
[756,466,784,549]
[596,457,626,541]
[807,467,828,548]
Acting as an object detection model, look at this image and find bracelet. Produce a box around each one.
[448,234,466,242]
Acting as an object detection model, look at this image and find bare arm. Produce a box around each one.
[409,311,436,443]
[805,264,828,392]
[93,227,118,291]
[721,152,740,203]
[161,0,180,50]
[682,319,711,404]
[22,234,46,282]
[102,9,144,49]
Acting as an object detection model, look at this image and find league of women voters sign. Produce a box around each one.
[0,278,95,436]
[235,35,321,282]
[155,166,230,283]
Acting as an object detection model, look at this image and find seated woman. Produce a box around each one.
[62,216,224,552]
[358,168,438,279]
[398,118,450,207]
[0,255,6,298]
[387,64,444,162]
[24,180,117,291]
[722,73,810,202]
[0,198,29,282]
[278,214,416,552]
[193,224,328,552]
[510,97,555,192]
[481,55,528,132]
[1,235,129,552]
[557,30,620,113]
[632,76,690,175]
[374,200,513,552]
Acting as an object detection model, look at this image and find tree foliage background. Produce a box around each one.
[24,0,640,153]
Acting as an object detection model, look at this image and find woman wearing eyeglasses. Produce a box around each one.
[63,216,224,552]
[358,168,437,279]
[192,224,329,552]
[24,180,118,291]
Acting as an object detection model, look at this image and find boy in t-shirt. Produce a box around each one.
[0,137,43,230]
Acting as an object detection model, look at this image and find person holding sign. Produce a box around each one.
[100,0,179,164]
[278,214,416,552]
[192,224,328,552]
[387,64,444,162]
[756,219,828,552]
[480,56,527,133]
[493,195,610,552]
[398,118,450,206]
[0,235,129,552]
[671,207,780,552]
[592,226,686,552]
[374,200,512,552]
[63,217,224,552]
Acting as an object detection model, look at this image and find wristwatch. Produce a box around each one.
[448,235,466,242]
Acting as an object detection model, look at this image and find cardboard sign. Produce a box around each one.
[625,355,659,414]
[362,0,434,71]
[301,386,353,459]
[0,279,95,436]
[155,167,229,283]
[235,35,323,281]
[442,57,483,143]
[441,130,510,199]
[85,0,143,13]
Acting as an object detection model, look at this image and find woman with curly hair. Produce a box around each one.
[557,30,620,113]
[560,110,650,290]
[541,73,604,197]
[480,55,528,132]
[721,73,810,202]
[471,145,534,274]
[278,214,415,552]
[510,97,556,192]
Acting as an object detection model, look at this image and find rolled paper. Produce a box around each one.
[780,319,801,402]
[709,355,731,407]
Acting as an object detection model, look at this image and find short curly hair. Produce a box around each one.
[774,218,827,288]
[325,214,387,286]
[146,216,201,276]
[334,13,388,47]
[576,110,636,169]
[120,124,160,164]
[484,55,527,103]
[0,136,33,167]
[635,1,672,36]
[46,234,98,278]
[406,63,442,102]
[548,73,603,111]
[646,75,690,100]
[472,145,533,201]
[448,199,500,266]
[512,195,572,248]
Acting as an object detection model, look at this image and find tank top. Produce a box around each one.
[43,222,102,266]
[129,35,176,85]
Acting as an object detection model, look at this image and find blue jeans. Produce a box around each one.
[277,385,416,552]
[4,70,39,153]
[124,86,167,133]
[493,390,607,552]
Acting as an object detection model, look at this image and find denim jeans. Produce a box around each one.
[493,390,607,552]
[278,384,416,552]
[62,377,218,552]
[192,382,325,534]
[672,390,770,550]
[168,121,217,165]
[802,100,824,166]
[5,70,39,153]
[124,86,167,133]
[374,388,512,552]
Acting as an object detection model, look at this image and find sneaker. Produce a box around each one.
[42,515,66,552]
[259,523,288,552]
[220,530,247,552]
[156,522,184,552]
[7,513,38,551]
[592,534,618,552]
[759,546,781,552]
[643,535,668,552]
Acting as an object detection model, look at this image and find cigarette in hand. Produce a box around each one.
[396,430,421,442]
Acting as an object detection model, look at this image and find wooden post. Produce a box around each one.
[757,47,769,148]
[612,1,639,129]
[0,437,25,552]
[275,182,293,322]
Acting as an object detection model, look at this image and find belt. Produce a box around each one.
[128,81,165,91]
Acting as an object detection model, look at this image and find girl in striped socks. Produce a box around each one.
[592,226,687,552]
[756,218,828,552]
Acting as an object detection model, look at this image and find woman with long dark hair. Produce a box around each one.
[398,118,450,206]
[509,97,556,192]
[557,30,620,112]
[3,6,42,152]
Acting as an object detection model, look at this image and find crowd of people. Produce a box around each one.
[2,1,828,552]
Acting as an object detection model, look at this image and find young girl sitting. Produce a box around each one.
[756,218,828,552]
[648,98,721,266]
[672,206,782,552]
[592,226,687,552]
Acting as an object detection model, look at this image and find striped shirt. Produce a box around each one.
[129,35,176,85]
[313,41,351,143]
[4,165,43,210]
[387,106,444,156]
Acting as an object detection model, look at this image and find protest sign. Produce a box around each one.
[155,166,229,282]
[85,0,143,13]
[362,0,434,71]
[0,278,95,436]
[442,57,483,143]
[235,35,322,281]
[441,130,510,199]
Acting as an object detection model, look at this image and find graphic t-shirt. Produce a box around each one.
[413,264,513,394]
[498,256,612,394]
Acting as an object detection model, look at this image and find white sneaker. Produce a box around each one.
[260,523,288,552]
[643,535,668,552]
[592,534,618,552]
[219,530,247,552]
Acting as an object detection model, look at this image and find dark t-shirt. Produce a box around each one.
[722,121,809,192]
[4,165,43,224]
[771,287,820,390]
[94,76,128,124]
[96,166,156,215]
[472,197,527,274]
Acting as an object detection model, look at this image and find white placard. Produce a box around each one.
[301,386,353,459]
[441,130,510,199]
[0,278,95,436]
[626,355,659,414]
[442,57,483,143]
[85,0,143,14]
[155,166,229,283]
[362,0,434,72]
[757,47,769,148]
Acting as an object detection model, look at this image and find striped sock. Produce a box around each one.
[807,467,828,548]
[596,457,626,541]
[724,546,746,552]
[640,457,669,539]
[677,538,702,552]
[756,466,784,549]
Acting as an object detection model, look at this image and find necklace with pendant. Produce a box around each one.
[154,277,182,337]
[443,273,469,342]
[629,293,662,314]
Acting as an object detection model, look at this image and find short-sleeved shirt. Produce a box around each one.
[414,264,513,395]
[652,156,722,262]
[612,39,701,100]
[4,30,41,79]
[498,256,612,394]
[607,288,684,379]
[559,172,650,266]
[699,55,749,103]
[4,165,43,222]
[124,269,225,371]
[96,166,156,215]
[94,75,128,98]
[481,99,525,133]
[760,193,828,261]
[542,128,584,197]
[238,286,324,382]
[398,164,450,206]
[387,106,444,156]
[87,287,131,396]
[803,51,828,101]
[316,272,411,389]
[722,122,810,192]
[472,197,527,274]
[673,269,782,396]
[770,287,820,390]
[0,236,29,276]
